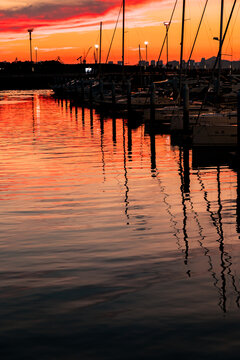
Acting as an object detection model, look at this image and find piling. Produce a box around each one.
[112,81,116,106]
[99,79,104,101]
[150,82,155,122]
[150,128,156,171]
[127,80,131,111]
[183,84,189,133]
[89,80,93,103]
[237,90,240,155]
[74,80,78,95]
[81,79,84,101]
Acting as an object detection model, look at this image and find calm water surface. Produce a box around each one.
[1,90,240,359]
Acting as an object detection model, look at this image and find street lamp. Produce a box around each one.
[163,22,170,67]
[27,29,34,63]
[95,44,99,64]
[144,41,148,62]
[34,47,38,63]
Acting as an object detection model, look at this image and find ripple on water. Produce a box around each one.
[0,90,240,359]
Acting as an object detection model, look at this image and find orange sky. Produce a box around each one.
[0,0,239,64]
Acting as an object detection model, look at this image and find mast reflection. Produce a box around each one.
[237,168,240,233]
[178,149,224,306]
[179,147,190,277]
[100,113,106,182]
[127,120,132,161]
[31,95,35,139]
[123,120,130,225]
[183,145,190,194]
[197,167,240,312]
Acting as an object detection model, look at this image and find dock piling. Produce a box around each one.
[183,84,189,133]
[81,79,84,101]
[127,80,131,111]
[150,82,155,122]
[89,80,93,103]
[237,90,240,155]
[99,79,104,101]
[112,81,116,106]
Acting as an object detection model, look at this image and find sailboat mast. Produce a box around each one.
[217,0,224,96]
[99,22,102,64]
[179,0,186,96]
[122,0,125,67]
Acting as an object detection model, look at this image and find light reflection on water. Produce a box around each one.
[1,90,240,359]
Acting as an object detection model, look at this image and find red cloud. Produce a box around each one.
[0,0,161,33]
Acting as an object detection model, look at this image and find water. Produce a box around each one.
[1,90,240,359]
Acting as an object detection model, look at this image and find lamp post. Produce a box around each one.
[34,47,38,63]
[144,41,148,63]
[95,44,99,64]
[27,29,33,63]
[163,22,170,67]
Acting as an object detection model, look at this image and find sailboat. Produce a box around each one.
[190,0,239,146]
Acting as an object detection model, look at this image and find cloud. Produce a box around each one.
[0,1,114,21]
[0,0,164,33]
[40,46,77,52]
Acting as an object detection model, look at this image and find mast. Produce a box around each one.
[99,22,102,64]
[187,0,209,66]
[217,0,224,96]
[179,0,186,96]
[122,0,125,67]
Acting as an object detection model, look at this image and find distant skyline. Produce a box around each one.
[0,0,239,64]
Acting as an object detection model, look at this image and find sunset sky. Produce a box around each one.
[0,0,239,64]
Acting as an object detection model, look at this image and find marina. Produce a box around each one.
[1,90,240,358]
[2,0,240,358]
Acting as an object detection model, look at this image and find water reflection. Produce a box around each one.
[149,123,156,172]
[123,120,130,225]
[127,121,132,161]
[31,95,35,138]
[237,169,240,233]
[100,112,106,183]
[75,105,78,124]
[82,106,85,129]
[90,107,94,137]
[179,147,191,276]
[1,90,240,358]
[112,116,116,145]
